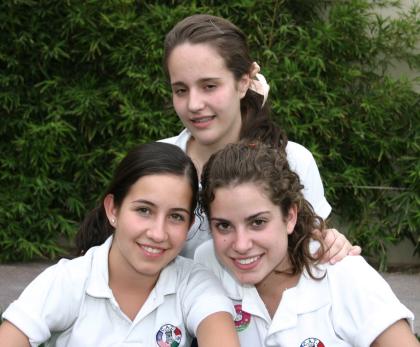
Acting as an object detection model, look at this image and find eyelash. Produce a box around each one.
[173,83,217,96]
[214,222,231,234]
[204,84,216,91]
[251,219,267,228]
[135,208,186,223]
[170,213,186,222]
[136,207,150,215]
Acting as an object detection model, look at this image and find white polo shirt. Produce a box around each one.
[3,237,235,347]
[195,240,414,347]
[160,129,331,258]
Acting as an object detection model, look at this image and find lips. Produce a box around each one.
[191,116,215,123]
[190,115,216,129]
[233,255,262,270]
[138,243,165,257]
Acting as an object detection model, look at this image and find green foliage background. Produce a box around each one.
[1,0,419,269]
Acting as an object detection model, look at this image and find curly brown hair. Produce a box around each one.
[200,141,326,279]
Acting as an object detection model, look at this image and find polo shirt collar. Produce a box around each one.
[208,255,331,332]
[221,265,271,322]
[130,259,179,324]
[268,264,330,335]
[85,236,114,299]
[173,128,191,152]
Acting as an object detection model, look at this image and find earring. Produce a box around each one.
[111,218,116,225]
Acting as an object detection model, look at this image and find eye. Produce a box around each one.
[136,207,151,216]
[173,87,187,96]
[204,84,217,91]
[170,213,186,223]
[251,218,267,229]
[213,221,232,234]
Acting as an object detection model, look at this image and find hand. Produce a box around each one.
[314,228,362,264]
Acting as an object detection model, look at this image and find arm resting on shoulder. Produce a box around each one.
[315,228,362,264]
[196,311,240,347]
[0,320,30,347]
[371,319,419,347]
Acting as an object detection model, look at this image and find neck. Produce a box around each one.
[256,270,300,319]
[108,245,158,320]
[187,135,240,177]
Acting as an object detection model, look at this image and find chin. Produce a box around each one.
[234,273,261,286]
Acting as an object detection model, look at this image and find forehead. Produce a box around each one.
[167,42,231,83]
[125,174,192,207]
[211,182,278,214]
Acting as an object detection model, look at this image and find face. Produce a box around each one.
[167,42,249,150]
[209,182,297,286]
[105,174,193,283]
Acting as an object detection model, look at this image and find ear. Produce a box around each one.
[286,204,298,235]
[238,73,251,99]
[103,194,118,226]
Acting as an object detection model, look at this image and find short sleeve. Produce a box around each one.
[328,256,414,346]
[180,260,235,335]
[286,141,331,219]
[2,259,86,346]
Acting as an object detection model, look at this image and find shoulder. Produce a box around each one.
[1,246,100,342]
[8,239,109,305]
[325,255,385,289]
[158,129,190,151]
[170,256,235,334]
[324,256,414,345]
[286,141,331,218]
[172,255,219,284]
[285,141,316,171]
[194,240,225,277]
[326,255,378,279]
[194,239,216,262]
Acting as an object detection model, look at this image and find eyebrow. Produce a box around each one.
[131,199,191,215]
[245,211,270,222]
[211,211,270,223]
[171,77,222,87]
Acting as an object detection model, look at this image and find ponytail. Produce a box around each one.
[240,90,288,152]
[75,205,113,256]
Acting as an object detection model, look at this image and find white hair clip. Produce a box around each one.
[249,62,270,106]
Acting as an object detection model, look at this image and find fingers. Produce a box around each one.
[348,245,362,256]
[319,228,351,265]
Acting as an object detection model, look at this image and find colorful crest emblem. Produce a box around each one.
[300,337,325,347]
[156,324,182,347]
[234,304,251,332]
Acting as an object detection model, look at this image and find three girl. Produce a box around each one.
[196,141,417,346]
[0,142,240,347]
[160,14,359,260]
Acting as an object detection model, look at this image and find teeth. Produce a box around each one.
[237,256,259,265]
[193,116,214,123]
[142,246,163,254]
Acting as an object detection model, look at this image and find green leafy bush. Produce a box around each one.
[1,0,419,269]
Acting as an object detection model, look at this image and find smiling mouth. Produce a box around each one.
[191,116,215,123]
[235,255,261,265]
[140,245,164,255]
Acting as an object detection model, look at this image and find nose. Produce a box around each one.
[232,229,253,254]
[146,216,168,243]
[187,88,205,113]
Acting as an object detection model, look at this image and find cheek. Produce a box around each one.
[171,225,189,244]
[212,233,231,254]
[215,89,236,109]
[172,96,183,113]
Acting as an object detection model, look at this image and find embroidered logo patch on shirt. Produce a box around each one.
[234,304,251,332]
[156,324,182,347]
[300,337,325,347]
